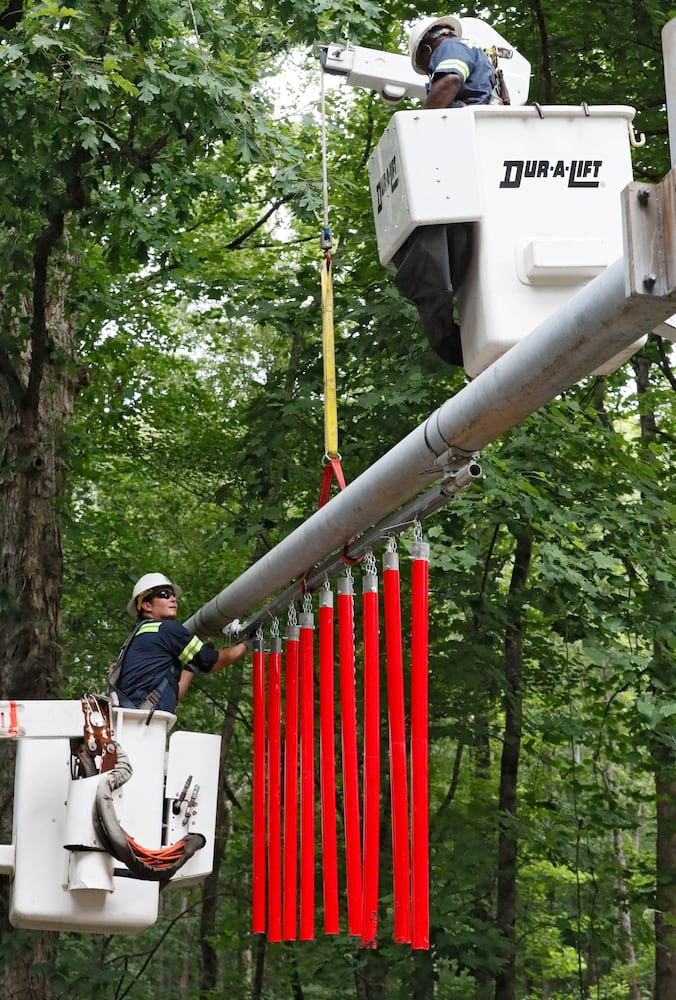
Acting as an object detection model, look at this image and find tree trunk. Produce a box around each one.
[199,328,308,995]
[634,355,676,999]
[495,527,532,1000]
[353,949,387,1000]
[612,826,641,1000]
[602,758,641,1000]
[412,947,436,1000]
[0,275,78,698]
[0,226,81,998]
[198,659,245,995]
[653,743,676,999]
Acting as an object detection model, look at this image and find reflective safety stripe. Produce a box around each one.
[433,58,469,81]
[179,634,204,665]
[137,621,161,635]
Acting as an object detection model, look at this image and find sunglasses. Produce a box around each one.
[151,588,176,600]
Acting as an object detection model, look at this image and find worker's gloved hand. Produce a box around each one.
[223,619,256,651]
[222,619,242,641]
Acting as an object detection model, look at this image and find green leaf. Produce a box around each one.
[137,78,161,103]
[30,33,59,50]
[109,72,139,97]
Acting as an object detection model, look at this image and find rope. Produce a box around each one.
[318,62,348,508]
[321,257,338,459]
[320,64,330,237]
[320,61,337,459]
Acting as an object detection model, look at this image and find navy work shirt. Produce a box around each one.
[119,617,219,713]
[428,37,495,105]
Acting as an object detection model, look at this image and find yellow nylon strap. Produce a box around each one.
[321,253,339,459]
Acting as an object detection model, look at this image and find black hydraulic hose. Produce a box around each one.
[93,742,206,886]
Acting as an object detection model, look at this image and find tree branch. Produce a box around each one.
[436,740,464,813]
[592,375,614,431]
[0,0,23,30]
[530,0,553,102]
[0,349,26,411]
[25,213,65,415]
[224,194,295,250]
[480,522,501,600]
[25,152,89,414]
[655,334,676,393]
[358,93,376,170]
[119,131,171,172]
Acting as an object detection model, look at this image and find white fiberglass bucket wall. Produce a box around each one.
[8,706,221,933]
[9,708,172,932]
[368,105,646,377]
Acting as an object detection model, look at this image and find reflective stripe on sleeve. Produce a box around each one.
[179,634,205,665]
[433,58,469,81]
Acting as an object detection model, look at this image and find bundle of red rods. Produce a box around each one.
[251,539,430,950]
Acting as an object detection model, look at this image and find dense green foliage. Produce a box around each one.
[1,0,676,997]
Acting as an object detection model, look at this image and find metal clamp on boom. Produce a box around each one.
[435,447,483,497]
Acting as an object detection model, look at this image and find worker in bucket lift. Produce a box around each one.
[392,15,498,368]
[413,15,497,109]
[110,573,251,714]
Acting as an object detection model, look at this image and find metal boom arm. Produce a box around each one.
[184,22,675,638]
[184,172,676,639]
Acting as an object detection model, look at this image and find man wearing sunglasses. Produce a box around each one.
[112,572,250,714]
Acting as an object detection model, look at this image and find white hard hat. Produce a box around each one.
[127,572,182,617]
[409,15,463,74]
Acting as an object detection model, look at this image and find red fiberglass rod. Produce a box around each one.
[410,534,430,950]
[252,636,266,933]
[282,618,300,940]
[267,631,283,941]
[338,572,362,935]
[361,556,380,949]
[319,586,340,934]
[299,604,315,940]
[383,546,411,944]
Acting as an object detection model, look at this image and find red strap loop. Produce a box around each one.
[318,456,363,564]
[318,456,346,509]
